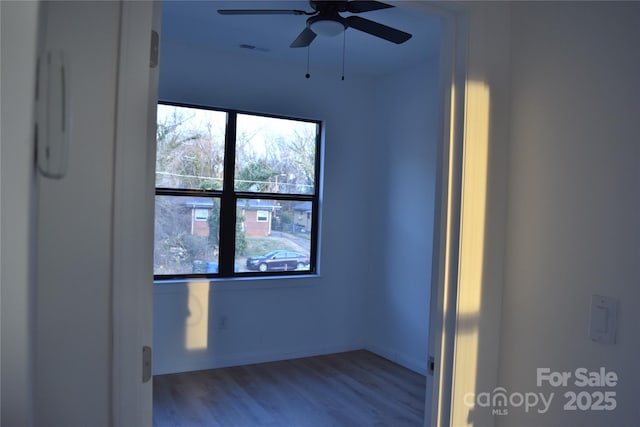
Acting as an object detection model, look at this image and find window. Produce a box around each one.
[256,210,269,222]
[194,209,209,221]
[154,102,321,279]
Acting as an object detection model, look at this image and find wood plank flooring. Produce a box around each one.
[153,350,426,427]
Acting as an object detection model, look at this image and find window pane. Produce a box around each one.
[235,114,317,195]
[154,196,220,275]
[156,104,226,190]
[235,199,312,272]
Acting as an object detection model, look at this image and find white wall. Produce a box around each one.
[365,58,440,374]
[33,2,121,425]
[153,41,378,374]
[497,2,640,426]
[154,30,442,374]
[0,1,39,425]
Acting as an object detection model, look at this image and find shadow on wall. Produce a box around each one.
[153,281,213,374]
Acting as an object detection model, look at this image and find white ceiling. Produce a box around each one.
[161,1,441,78]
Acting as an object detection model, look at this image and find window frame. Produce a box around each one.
[154,100,322,280]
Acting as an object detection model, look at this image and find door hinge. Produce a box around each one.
[428,355,435,376]
[142,346,152,383]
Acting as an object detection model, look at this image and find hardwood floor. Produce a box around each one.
[153,350,426,427]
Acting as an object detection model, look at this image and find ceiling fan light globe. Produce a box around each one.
[310,19,345,37]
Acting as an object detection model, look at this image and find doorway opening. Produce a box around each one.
[151,1,452,426]
[113,1,467,426]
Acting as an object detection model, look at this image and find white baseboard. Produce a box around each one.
[153,342,427,376]
[365,344,427,376]
[153,343,363,376]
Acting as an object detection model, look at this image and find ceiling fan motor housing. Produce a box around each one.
[308,14,346,37]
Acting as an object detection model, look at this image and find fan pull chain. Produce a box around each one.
[341,30,346,81]
[306,45,311,79]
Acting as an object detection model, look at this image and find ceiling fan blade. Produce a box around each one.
[218,9,309,15]
[290,27,317,48]
[346,15,412,44]
[347,1,394,13]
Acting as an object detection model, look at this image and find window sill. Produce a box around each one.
[153,273,321,293]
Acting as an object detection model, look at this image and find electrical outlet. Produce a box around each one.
[218,315,228,330]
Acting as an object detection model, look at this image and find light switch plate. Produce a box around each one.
[589,295,617,345]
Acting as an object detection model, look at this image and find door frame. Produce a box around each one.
[426,3,512,426]
[419,3,469,426]
[111,1,161,426]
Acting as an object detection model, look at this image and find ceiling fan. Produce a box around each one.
[217,1,412,48]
